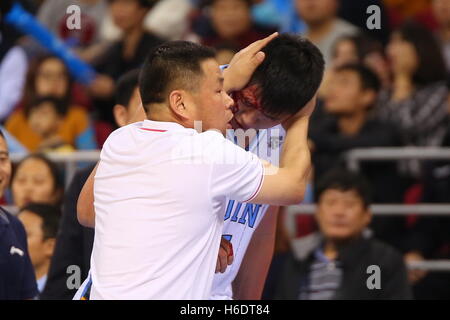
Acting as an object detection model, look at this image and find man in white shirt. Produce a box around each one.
[76,34,324,299]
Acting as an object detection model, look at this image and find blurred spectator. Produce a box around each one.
[192,0,274,50]
[404,159,450,299]
[0,0,37,62]
[0,129,38,299]
[376,21,448,147]
[310,64,408,251]
[432,0,450,71]
[41,69,143,299]
[18,203,61,296]
[23,96,76,152]
[0,46,28,122]
[310,64,402,196]
[384,0,437,30]
[403,100,450,299]
[36,0,109,63]
[0,125,28,154]
[275,170,412,300]
[11,154,63,209]
[102,0,192,41]
[331,34,390,88]
[337,0,390,45]
[295,0,359,67]
[144,0,192,40]
[5,55,97,152]
[319,34,390,98]
[89,0,163,126]
[214,42,239,65]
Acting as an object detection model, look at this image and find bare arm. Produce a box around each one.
[77,163,98,228]
[250,99,316,206]
[232,206,279,300]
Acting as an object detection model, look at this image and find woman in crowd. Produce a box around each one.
[376,21,449,147]
[11,153,63,209]
[5,55,97,152]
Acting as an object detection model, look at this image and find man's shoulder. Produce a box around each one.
[334,18,360,34]
[367,238,405,265]
[0,208,26,240]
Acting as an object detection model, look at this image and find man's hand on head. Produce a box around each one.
[223,32,278,93]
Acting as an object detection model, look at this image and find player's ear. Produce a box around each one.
[168,90,190,120]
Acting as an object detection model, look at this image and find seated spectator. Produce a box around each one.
[193,0,274,50]
[5,55,97,152]
[41,69,143,300]
[275,170,412,300]
[89,0,163,126]
[403,98,450,299]
[337,0,390,44]
[0,46,28,122]
[0,129,38,300]
[11,154,63,209]
[404,158,450,299]
[310,64,401,191]
[24,96,75,152]
[18,203,61,296]
[319,34,390,98]
[310,64,409,250]
[432,0,450,71]
[35,0,108,63]
[295,0,359,67]
[376,21,448,147]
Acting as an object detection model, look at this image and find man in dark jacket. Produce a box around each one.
[275,170,412,300]
[0,129,38,300]
[309,64,407,251]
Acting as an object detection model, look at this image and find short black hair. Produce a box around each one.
[335,63,381,93]
[140,41,216,106]
[249,34,325,118]
[315,169,372,208]
[28,96,68,117]
[396,20,447,86]
[115,69,140,108]
[107,0,159,9]
[19,203,61,240]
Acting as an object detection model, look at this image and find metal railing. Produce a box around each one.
[345,147,450,171]
[285,204,450,272]
[8,150,450,271]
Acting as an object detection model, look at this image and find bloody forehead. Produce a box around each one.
[232,85,263,111]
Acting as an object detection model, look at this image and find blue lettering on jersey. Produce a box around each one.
[231,202,242,222]
[224,200,262,228]
[238,204,262,228]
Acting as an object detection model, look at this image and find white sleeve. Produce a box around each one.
[207,132,264,203]
[0,47,28,121]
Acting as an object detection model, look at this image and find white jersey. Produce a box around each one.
[87,120,264,300]
[211,125,285,300]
